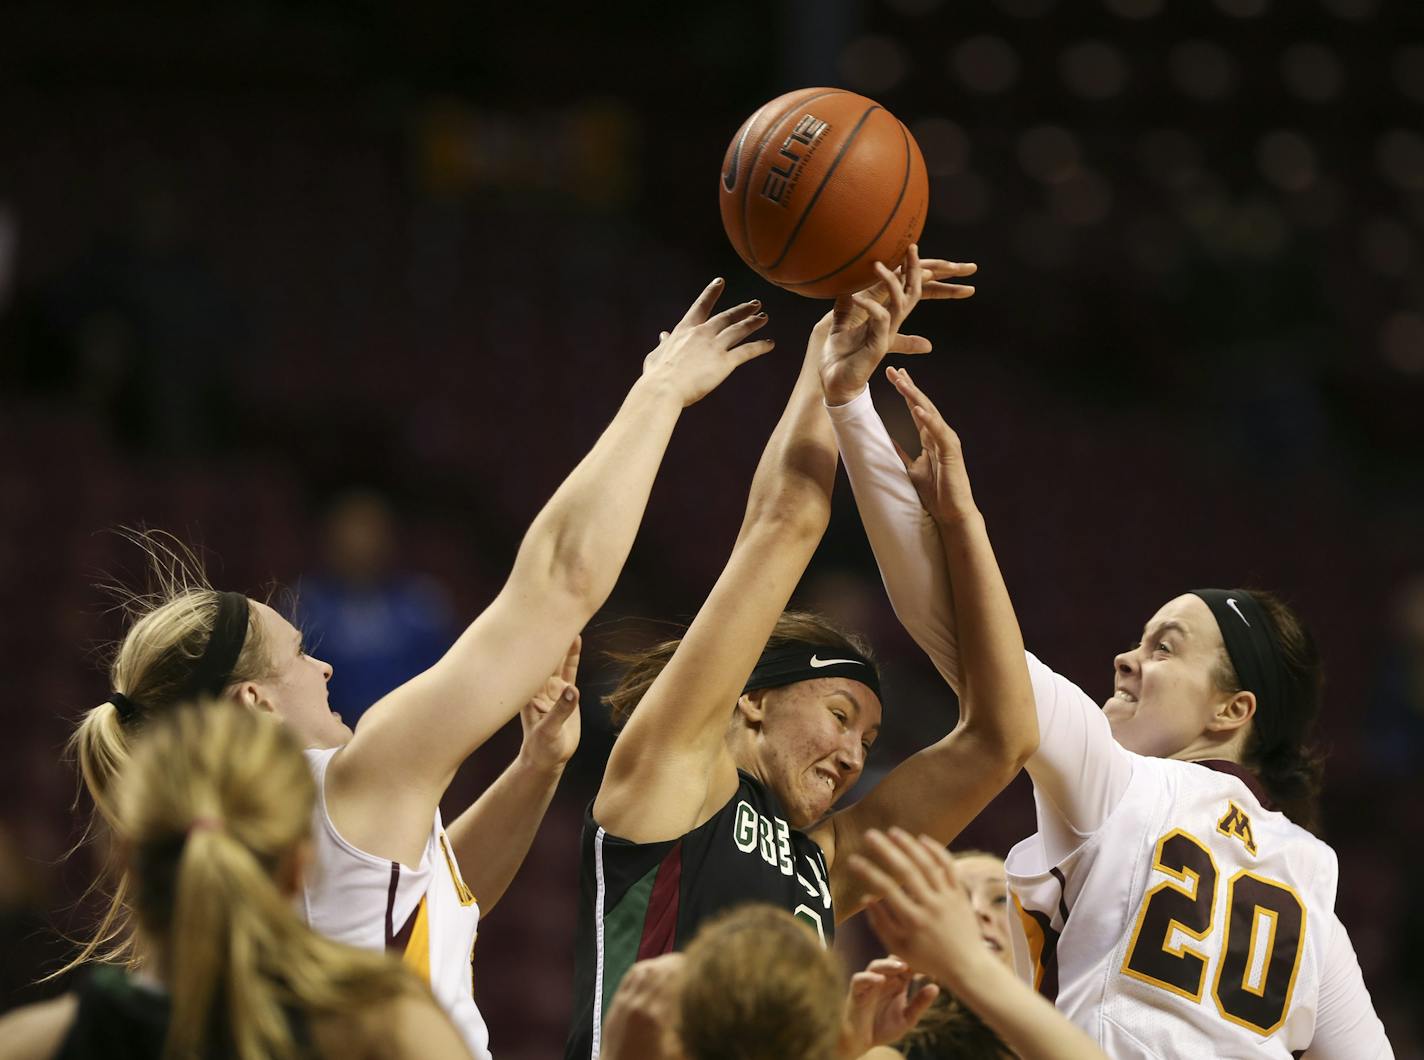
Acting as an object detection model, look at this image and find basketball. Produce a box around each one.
[718,88,929,299]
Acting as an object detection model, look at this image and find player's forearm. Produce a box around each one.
[827,387,963,691]
[445,752,564,915]
[936,513,1037,765]
[739,328,838,538]
[511,374,684,609]
[940,953,1108,1060]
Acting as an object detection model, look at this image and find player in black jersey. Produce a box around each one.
[567,249,1040,1060]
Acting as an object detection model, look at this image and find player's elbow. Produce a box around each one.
[742,486,831,543]
[547,550,602,610]
[961,695,1039,771]
[513,526,609,614]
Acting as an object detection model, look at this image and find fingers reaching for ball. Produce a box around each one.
[882,366,977,523]
[911,256,977,301]
[675,276,727,329]
[643,280,776,408]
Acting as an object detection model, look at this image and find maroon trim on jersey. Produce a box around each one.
[385,861,421,954]
[1026,868,1071,1003]
[1024,907,1062,1002]
[636,840,684,960]
[384,862,400,947]
[1196,759,1276,811]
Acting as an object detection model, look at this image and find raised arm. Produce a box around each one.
[820,367,1037,915]
[820,249,977,693]
[328,282,775,865]
[825,286,1133,858]
[593,314,839,842]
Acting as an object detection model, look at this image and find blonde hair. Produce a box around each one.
[678,904,844,1060]
[120,703,417,1060]
[61,533,272,974]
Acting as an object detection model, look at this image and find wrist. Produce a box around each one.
[933,947,1004,1000]
[630,371,690,411]
[515,745,569,779]
[822,382,869,409]
[837,1019,873,1060]
[931,500,982,530]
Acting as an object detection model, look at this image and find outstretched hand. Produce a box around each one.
[643,278,776,407]
[819,246,976,407]
[841,954,940,1058]
[886,366,977,525]
[517,635,582,773]
[848,828,992,992]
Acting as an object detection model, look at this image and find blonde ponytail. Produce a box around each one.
[61,531,272,978]
[121,704,417,1060]
[165,826,298,1060]
[72,698,132,830]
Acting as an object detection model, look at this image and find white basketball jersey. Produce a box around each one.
[302,748,490,1060]
[1006,658,1391,1060]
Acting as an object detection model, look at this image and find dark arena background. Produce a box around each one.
[2,1,1422,1054]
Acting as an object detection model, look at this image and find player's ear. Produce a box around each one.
[1209,689,1256,734]
[736,689,768,729]
[232,681,277,717]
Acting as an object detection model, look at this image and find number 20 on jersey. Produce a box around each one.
[1123,828,1306,1035]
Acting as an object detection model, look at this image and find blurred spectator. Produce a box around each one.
[10,180,243,455]
[1366,574,1424,777]
[297,489,454,724]
[0,823,62,1007]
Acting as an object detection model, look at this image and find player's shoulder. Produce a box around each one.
[1158,759,1339,878]
[0,994,78,1060]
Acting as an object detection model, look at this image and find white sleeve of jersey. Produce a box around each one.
[826,387,963,692]
[828,388,1134,853]
[1304,913,1394,1059]
[1023,652,1135,852]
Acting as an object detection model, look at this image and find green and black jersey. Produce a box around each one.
[564,770,835,1060]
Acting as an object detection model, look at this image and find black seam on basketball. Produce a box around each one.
[740,89,844,267]
[784,116,914,289]
[723,105,765,193]
[766,104,880,272]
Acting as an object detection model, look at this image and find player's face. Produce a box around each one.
[758,677,882,828]
[247,601,351,749]
[955,854,1014,969]
[1104,594,1231,758]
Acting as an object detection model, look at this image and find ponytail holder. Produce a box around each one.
[107,691,139,725]
[187,817,224,836]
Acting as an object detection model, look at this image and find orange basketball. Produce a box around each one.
[718,88,929,299]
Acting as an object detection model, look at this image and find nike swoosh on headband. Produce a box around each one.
[809,655,864,668]
[1226,598,1251,627]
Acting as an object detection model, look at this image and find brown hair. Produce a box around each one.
[1210,589,1326,830]
[678,904,844,1060]
[605,610,878,729]
[60,533,273,974]
[121,703,418,1060]
[897,992,1011,1058]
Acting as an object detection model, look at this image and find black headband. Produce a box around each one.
[1190,589,1285,748]
[742,644,881,699]
[178,591,251,702]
